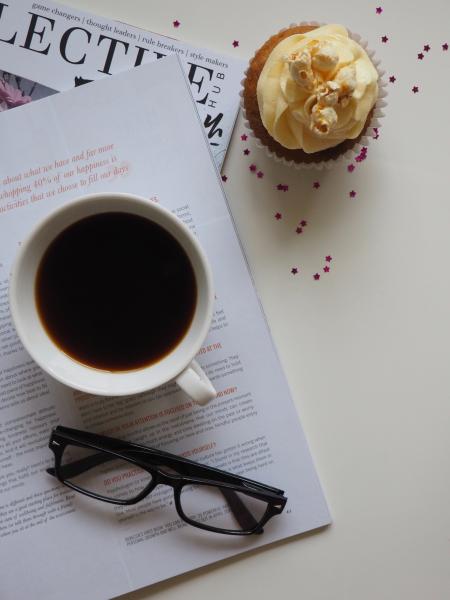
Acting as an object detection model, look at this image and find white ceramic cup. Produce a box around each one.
[9,192,216,405]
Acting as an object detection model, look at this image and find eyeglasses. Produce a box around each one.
[47,426,287,535]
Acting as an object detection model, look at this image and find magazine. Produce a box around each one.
[0,56,330,599]
[0,0,245,168]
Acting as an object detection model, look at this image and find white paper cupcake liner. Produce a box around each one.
[240,22,388,170]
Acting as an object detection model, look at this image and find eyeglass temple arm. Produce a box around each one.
[48,450,228,482]
[52,427,285,495]
[48,451,263,531]
[219,487,261,532]
[49,446,258,492]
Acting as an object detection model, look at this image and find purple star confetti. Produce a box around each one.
[418,52,424,60]
[243,148,250,155]
[221,174,228,182]
[313,181,320,189]
[240,133,248,141]
[376,6,383,14]
[291,267,299,275]
[257,170,264,178]
[423,44,431,52]
[412,85,419,93]
[296,227,303,234]
[355,146,368,162]
[347,164,355,173]
[389,75,396,83]
[325,255,333,262]
[373,127,379,140]
[232,40,239,48]
[349,190,357,198]
[313,273,320,281]
[173,20,180,28]
[443,43,448,51]
[300,220,307,227]
[276,184,289,192]
[249,164,257,172]
[381,35,389,43]
[275,212,282,220]
[323,265,330,273]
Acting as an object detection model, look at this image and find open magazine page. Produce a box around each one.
[0,57,330,599]
[0,0,245,168]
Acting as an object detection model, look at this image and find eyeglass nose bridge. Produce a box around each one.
[151,467,183,488]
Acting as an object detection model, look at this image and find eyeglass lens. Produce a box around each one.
[60,444,153,502]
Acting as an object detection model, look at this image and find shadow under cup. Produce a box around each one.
[9,193,214,397]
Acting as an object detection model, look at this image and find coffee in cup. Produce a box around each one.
[35,212,197,372]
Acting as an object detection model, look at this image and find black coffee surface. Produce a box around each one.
[35,212,197,371]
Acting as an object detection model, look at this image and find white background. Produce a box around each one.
[60,1,450,598]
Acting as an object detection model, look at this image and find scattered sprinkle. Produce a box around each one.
[243,148,250,155]
[376,6,383,14]
[232,40,239,48]
[276,183,289,191]
[373,127,379,140]
[291,267,298,275]
[325,255,333,262]
[323,265,330,273]
[443,43,448,51]
[296,227,303,234]
[249,164,257,172]
[355,146,368,162]
[221,174,227,182]
[381,35,389,43]
[389,75,396,83]
[240,133,248,141]
[349,190,357,198]
[418,52,424,60]
[257,170,264,178]
[300,220,307,227]
[347,164,355,173]
[412,85,419,93]
[313,181,320,189]
[423,44,431,52]
[313,273,320,280]
[173,20,180,28]
[275,212,282,220]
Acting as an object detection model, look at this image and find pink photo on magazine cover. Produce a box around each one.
[0,70,56,112]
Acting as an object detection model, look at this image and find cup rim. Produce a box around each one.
[9,192,214,396]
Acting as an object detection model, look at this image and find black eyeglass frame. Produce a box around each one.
[47,426,287,536]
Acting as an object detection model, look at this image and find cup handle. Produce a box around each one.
[176,360,216,406]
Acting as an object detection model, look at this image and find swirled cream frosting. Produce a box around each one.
[256,25,379,153]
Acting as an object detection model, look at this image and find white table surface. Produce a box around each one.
[64,1,450,598]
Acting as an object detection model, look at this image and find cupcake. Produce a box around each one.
[242,24,382,167]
